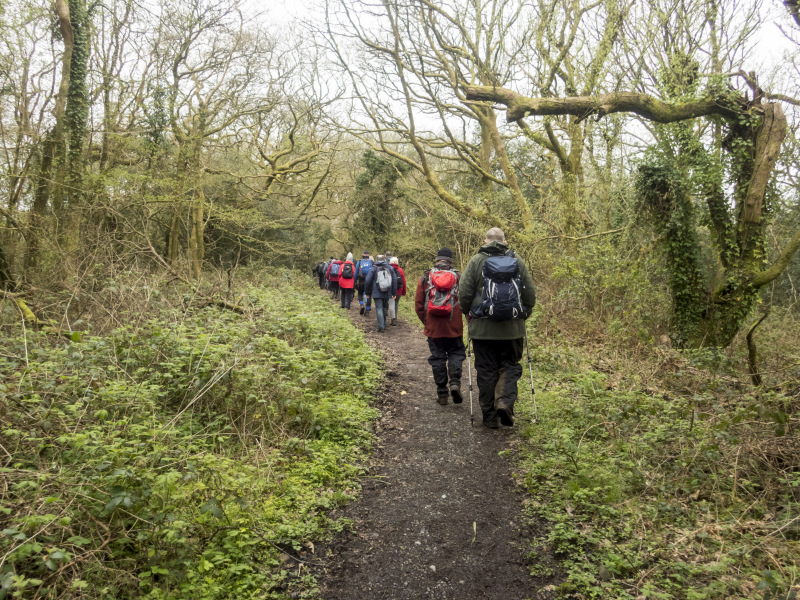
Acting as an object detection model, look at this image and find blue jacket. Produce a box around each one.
[364,260,397,299]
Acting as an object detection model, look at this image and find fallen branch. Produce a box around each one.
[142,238,255,315]
[1,290,75,341]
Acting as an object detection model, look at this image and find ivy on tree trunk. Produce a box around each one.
[464,84,796,347]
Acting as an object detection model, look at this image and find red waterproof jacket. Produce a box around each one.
[338,261,356,289]
[414,270,463,339]
[326,260,343,282]
[392,265,407,296]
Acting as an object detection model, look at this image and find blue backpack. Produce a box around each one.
[469,252,527,321]
[329,262,341,277]
[357,259,373,283]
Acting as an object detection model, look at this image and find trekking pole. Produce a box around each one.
[467,336,474,427]
[525,328,538,424]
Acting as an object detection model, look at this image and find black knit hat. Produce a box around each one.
[435,247,453,261]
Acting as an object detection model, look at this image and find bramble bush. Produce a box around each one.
[0,274,380,599]
[515,327,800,599]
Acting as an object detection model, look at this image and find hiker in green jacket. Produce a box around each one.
[459,228,536,428]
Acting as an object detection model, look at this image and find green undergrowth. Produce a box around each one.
[0,275,380,599]
[514,337,799,599]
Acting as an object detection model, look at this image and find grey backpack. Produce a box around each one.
[376,266,392,292]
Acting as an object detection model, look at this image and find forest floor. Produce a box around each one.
[314,296,557,600]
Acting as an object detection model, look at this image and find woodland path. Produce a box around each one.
[315,297,554,600]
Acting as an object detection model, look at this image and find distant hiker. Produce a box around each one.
[388,256,406,326]
[459,228,535,428]
[323,256,335,290]
[314,261,327,289]
[326,257,343,300]
[415,247,465,405]
[364,254,397,333]
[355,251,374,316]
[339,253,356,309]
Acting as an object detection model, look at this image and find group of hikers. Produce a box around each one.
[313,228,536,430]
[314,251,407,330]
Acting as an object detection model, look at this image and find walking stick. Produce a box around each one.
[467,336,474,427]
[525,328,538,424]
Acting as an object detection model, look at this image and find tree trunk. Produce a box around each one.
[64,0,90,208]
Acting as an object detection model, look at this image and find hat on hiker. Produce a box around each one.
[435,247,453,261]
[390,257,398,265]
[362,251,370,258]
[346,252,354,261]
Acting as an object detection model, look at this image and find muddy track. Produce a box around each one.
[314,298,556,600]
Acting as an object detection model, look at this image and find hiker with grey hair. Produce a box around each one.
[459,228,536,428]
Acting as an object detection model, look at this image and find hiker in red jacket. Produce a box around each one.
[326,258,343,300]
[414,247,465,405]
[339,253,356,309]
[388,257,406,326]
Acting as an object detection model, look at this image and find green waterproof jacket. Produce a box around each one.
[458,241,536,340]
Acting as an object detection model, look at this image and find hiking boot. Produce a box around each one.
[391,318,396,326]
[496,403,514,426]
[436,391,449,405]
[359,306,365,315]
[449,383,463,404]
[483,418,500,429]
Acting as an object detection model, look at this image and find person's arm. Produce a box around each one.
[364,269,374,299]
[518,259,536,315]
[458,256,479,311]
[414,277,426,323]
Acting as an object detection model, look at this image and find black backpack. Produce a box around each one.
[341,262,354,279]
[469,251,528,321]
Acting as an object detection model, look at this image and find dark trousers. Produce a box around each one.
[427,336,466,393]
[318,275,325,289]
[356,282,371,308]
[340,288,354,308]
[329,281,340,299]
[472,338,524,424]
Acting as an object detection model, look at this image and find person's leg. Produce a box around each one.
[493,339,524,422]
[472,339,501,426]
[348,288,354,308]
[356,283,365,313]
[427,337,450,404]
[388,296,397,321]
[442,336,466,402]
[375,298,386,330]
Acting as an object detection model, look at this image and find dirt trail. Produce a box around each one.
[315,301,554,600]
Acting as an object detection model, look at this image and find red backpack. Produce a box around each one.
[426,269,459,319]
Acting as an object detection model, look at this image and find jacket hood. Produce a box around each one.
[479,240,509,255]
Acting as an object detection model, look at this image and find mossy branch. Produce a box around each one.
[752,227,800,287]
[463,85,741,123]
